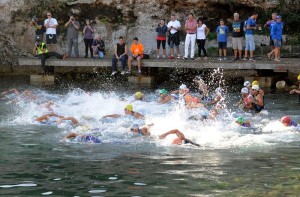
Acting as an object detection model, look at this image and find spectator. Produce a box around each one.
[127,37,144,74]
[111,36,128,76]
[64,14,80,58]
[243,13,258,61]
[216,19,229,60]
[231,13,244,60]
[155,19,168,59]
[33,36,66,74]
[167,14,181,59]
[83,19,94,58]
[271,15,284,62]
[183,13,197,60]
[265,13,277,60]
[44,12,58,52]
[30,16,45,56]
[196,18,209,60]
[92,34,105,59]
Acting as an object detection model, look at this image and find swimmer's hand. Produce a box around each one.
[159,134,167,139]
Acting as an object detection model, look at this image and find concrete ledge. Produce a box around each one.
[128,76,154,87]
[30,75,55,85]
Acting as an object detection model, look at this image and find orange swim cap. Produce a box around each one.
[280,116,291,126]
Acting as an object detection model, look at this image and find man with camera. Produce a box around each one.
[64,14,80,58]
[30,16,45,56]
[167,14,181,59]
[44,12,58,52]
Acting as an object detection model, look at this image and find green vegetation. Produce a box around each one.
[207,32,217,41]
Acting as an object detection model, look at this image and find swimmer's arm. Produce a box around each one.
[159,129,186,140]
[63,132,80,140]
[253,95,263,107]
[141,127,151,136]
[159,96,171,104]
[102,114,122,118]
[60,116,79,125]
[290,89,300,94]
[134,112,145,119]
[245,121,251,127]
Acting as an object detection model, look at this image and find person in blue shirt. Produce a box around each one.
[265,13,277,60]
[243,13,258,61]
[271,15,284,62]
[216,19,229,60]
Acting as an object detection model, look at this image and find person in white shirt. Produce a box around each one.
[167,14,181,59]
[44,12,58,51]
[196,18,210,60]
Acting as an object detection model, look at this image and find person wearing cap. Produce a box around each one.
[236,87,254,109]
[251,85,264,112]
[127,37,144,74]
[158,89,178,104]
[30,15,45,55]
[271,15,284,62]
[243,81,251,92]
[265,13,277,60]
[130,124,200,147]
[34,112,79,126]
[63,132,101,143]
[290,74,300,103]
[33,36,67,74]
[280,116,298,127]
[251,80,265,96]
[236,116,251,127]
[134,92,144,101]
[243,13,258,61]
[102,104,144,119]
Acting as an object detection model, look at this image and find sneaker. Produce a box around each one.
[138,70,141,74]
[203,56,208,60]
[121,71,125,75]
[168,55,174,59]
[162,55,166,59]
[190,58,195,60]
[219,57,223,61]
[274,58,281,62]
[125,70,131,74]
[267,53,272,60]
[223,57,227,61]
[111,71,117,76]
[182,57,188,60]
[233,57,239,60]
[249,58,255,61]
[242,57,248,61]
[177,55,181,59]
[157,55,160,59]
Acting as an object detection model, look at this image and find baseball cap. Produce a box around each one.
[276,15,282,19]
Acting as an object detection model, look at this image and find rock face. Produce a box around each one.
[0,0,299,67]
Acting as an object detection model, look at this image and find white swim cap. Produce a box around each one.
[252,85,260,91]
[179,84,187,90]
[243,81,251,87]
[241,87,249,94]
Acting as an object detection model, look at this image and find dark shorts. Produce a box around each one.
[269,36,274,46]
[218,42,227,49]
[130,55,142,60]
[168,33,180,47]
[157,40,166,49]
[46,34,57,44]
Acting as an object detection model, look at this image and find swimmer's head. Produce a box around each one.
[179,84,187,90]
[236,116,244,124]
[241,87,249,94]
[86,135,101,143]
[280,116,291,126]
[130,124,139,133]
[252,85,260,91]
[252,80,259,86]
[134,92,143,100]
[243,81,251,87]
[159,89,167,95]
[124,104,133,112]
[172,137,183,145]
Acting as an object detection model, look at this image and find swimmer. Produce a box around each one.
[102,104,144,119]
[193,76,209,100]
[289,74,300,97]
[252,80,265,96]
[158,89,179,104]
[236,87,254,109]
[129,124,200,147]
[63,132,101,143]
[251,85,265,113]
[1,88,37,101]
[235,116,251,127]
[177,84,204,108]
[280,116,298,127]
[34,112,79,125]
[244,81,251,92]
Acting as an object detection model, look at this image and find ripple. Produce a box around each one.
[108,177,118,180]
[0,183,37,188]
[88,189,107,193]
[41,191,53,195]
[134,182,147,186]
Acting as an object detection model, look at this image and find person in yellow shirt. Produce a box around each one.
[127,37,144,74]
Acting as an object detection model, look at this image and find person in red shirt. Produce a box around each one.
[127,37,144,74]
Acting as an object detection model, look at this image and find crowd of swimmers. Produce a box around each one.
[30,11,284,75]
[2,73,300,146]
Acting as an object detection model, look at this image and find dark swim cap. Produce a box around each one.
[85,135,101,143]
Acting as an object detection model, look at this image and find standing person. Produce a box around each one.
[44,12,58,52]
[33,36,66,74]
[92,34,105,59]
[271,15,284,62]
[30,16,45,56]
[111,36,128,76]
[127,37,144,74]
[155,19,168,59]
[167,14,181,59]
[216,19,229,60]
[64,14,80,58]
[265,13,277,60]
[231,13,244,60]
[196,18,209,60]
[183,13,197,60]
[243,13,258,61]
[83,19,94,58]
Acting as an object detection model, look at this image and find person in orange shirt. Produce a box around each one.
[127,37,144,74]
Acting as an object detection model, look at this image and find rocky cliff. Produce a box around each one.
[0,0,299,68]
